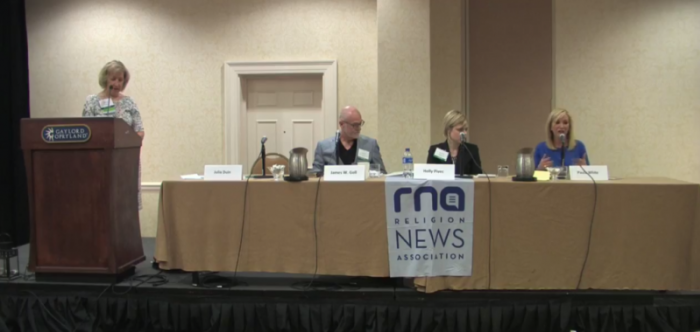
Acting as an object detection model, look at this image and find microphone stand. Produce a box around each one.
[253,141,272,179]
[459,149,464,178]
[456,143,473,179]
[262,143,268,177]
[335,136,340,165]
[558,143,567,180]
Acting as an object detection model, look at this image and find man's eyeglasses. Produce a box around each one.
[344,120,365,130]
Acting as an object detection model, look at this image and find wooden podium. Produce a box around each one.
[21,118,145,282]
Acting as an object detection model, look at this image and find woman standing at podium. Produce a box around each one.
[82,60,145,210]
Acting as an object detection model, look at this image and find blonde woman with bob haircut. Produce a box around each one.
[426,109,482,175]
[534,108,589,170]
[82,60,145,210]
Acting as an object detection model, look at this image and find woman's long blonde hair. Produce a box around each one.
[545,108,577,150]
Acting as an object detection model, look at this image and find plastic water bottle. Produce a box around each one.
[403,148,414,178]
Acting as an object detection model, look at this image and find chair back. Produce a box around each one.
[250,153,289,175]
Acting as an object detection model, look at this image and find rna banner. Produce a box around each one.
[384,177,474,277]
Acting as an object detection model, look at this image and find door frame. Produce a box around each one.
[223,60,338,165]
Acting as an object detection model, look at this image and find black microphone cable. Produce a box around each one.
[291,177,341,291]
[575,162,598,289]
[457,141,493,289]
[229,152,261,287]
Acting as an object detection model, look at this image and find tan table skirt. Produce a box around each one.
[155,177,700,293]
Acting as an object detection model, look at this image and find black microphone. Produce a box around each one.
[457,133,466,178]
[108,85,114,112]
[261,136,268,175]
[559,133,567,179]
[458,132,483,177]
[254,136,272,178]
[559,133,567,164]
[334,129,341,165]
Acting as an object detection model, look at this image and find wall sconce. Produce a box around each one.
[0,233,20,280]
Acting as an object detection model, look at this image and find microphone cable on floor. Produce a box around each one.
[199,272,244,289]
[94,270,168,302]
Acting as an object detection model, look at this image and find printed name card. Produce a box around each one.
[358,162,371,178]
[568,165,609,181]
[413,164,455,180]
[324,165,366,181]
[204,165,242,181]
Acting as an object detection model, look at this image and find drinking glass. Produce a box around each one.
[546,167,561,180]
[369,164,382,178]
[497,165,509,177]
[272,165,285,181]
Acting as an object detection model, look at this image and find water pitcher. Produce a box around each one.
[288,147,309,180]
[513,148,536,181]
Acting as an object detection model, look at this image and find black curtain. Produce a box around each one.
[0,0,30,247]
[2,295,700,332]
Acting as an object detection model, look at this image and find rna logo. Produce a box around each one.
[393,186,465,212]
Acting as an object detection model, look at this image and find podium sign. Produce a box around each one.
[41,124,92,143]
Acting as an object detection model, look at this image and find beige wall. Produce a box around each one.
[468,0,553,174]
[23,0,700,237]
[378,0,431,170]
[554,0,700,183]
[430,0,464,145]
[25,0,378,236]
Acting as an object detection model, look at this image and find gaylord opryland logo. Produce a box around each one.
[42,125,91,143]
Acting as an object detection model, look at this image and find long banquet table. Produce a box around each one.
[154,177,700,293]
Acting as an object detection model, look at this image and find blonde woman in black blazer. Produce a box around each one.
[426,110,482,175]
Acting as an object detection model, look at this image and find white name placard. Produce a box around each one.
[358,161,371,178]
[568,165,609,181]
[413,164,455,180]
[324,165,366,181]
[204,165,242,181]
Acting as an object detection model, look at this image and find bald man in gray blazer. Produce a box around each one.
[311,106,387,175]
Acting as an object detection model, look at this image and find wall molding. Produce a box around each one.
[141,182,162,191]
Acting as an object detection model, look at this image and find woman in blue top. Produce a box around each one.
[534,108,589,170]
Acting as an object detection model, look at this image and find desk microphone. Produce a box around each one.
[559,133,567,179]
[457,133,466,178]
[334,129,341,165]
[458,132,482,177]
[254,136,272,178]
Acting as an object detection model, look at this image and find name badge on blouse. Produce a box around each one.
[99,99,116,114]
[357,148,370,161]
[433,148,449,162]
